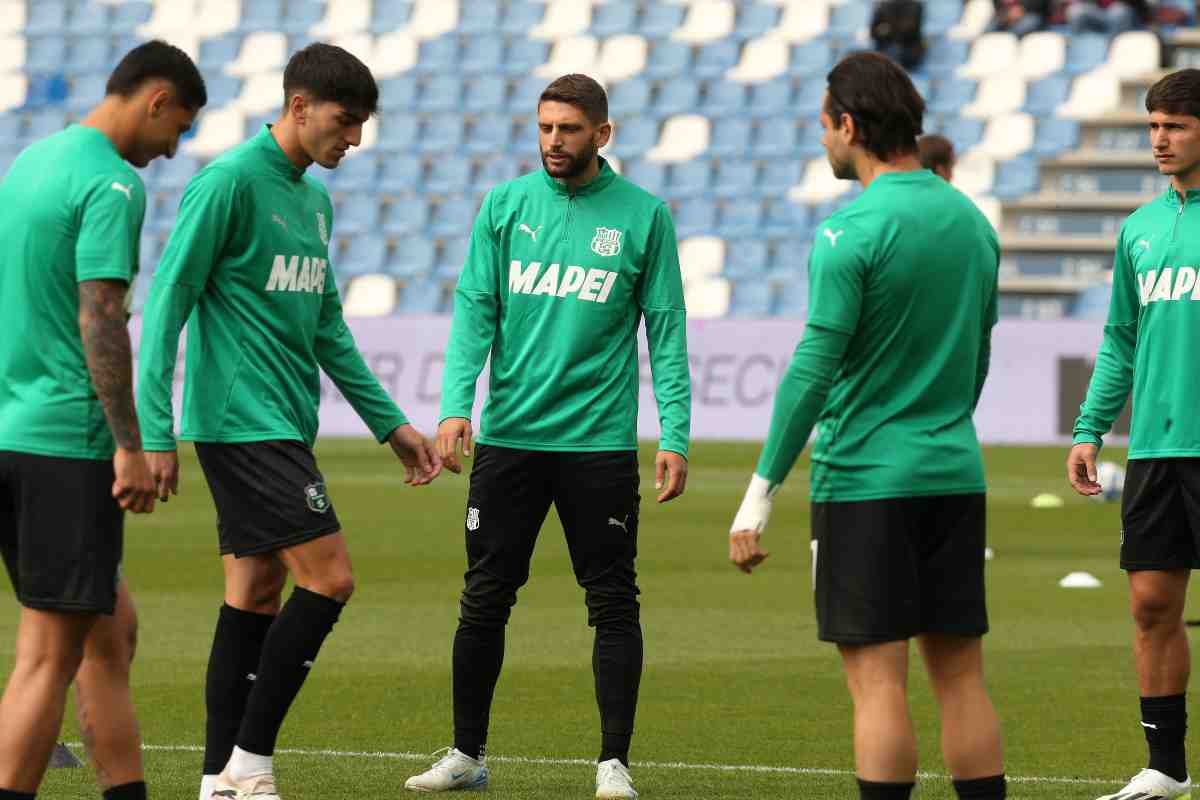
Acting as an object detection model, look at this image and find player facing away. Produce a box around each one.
[728,52,1006,800]
[0,41,206,800]
[135,44,442,800]
[404,73,691,799]
[1068,67,1200,800]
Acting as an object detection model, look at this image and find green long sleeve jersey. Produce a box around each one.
[1075,186,1200,457]
[440,158,691,456]
[137,126,408,451]
[755,171,998,502]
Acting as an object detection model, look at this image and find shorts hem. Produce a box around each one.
[1122,561,1199,571]
[17,595,116,615]
[221,524,341,558]
[818,626,988,645]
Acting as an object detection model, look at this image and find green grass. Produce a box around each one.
[7,441,1189,798]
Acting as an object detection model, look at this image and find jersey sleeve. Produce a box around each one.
[637,202,691,457]
[439,190,501,424]
[75,172,146,284]
[137,168,237,451]
[1073,226,1139,447]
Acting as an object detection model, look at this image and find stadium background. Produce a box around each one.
[4,1,1200,798]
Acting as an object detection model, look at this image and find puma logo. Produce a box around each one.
[518,223,542,242]
[110,181,133,201]
[823,228,844,247]
[607,515,629,533]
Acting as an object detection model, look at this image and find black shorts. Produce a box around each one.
[1121,458,1200,570]
[811,493,988,644]
[194,440,341,558]
[0,450,123,614]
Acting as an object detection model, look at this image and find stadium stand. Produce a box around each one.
[1,0,1197,320]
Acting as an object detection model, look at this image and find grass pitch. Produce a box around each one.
[6,441,1188,798]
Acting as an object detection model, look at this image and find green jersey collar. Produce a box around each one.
[254,124,305,182]
[1166,185,1200,207]
[541,156,617,196]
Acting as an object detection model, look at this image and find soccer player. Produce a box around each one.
[135,44,441,800]
[918,134,956,182]
[404,73,691,799]
[1068,67,1200,800]
[0,41,206,800]
[728,52,1006,800]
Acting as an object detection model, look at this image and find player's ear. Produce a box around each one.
[147,86,171,118]
[288,92,308,124]
[595,121,612,149]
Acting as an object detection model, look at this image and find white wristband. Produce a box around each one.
[731,474,777,535]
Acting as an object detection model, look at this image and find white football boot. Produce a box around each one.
[210,769,281,799]
[1095,768,1191,799]
[404,747,489,792]
[595,758,638,799]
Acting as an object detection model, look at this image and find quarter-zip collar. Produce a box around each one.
[1165,184,1200,207]
[254,124,306,182]
[542,156,617,197]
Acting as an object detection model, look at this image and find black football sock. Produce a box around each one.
[953,774,1006,799]
[857,778,915,799]
[595,620,642,768]
[0,790,35,800]
[453,621,505,761]
[102,781,147,800]
[1142,694,1188,782]
[235,588,344,756]
[203,604,275,775]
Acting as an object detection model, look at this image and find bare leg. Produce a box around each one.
[917,633,1004,780]
[1129,570,1191,697]
[839,640,917,782]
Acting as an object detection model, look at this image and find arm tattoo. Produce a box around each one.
[79,279,142,451]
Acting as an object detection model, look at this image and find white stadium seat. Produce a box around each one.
[1099,31,1161,79]
[195,0,239,37]
[678,236,730,319]
[645,114,710,163]
[372,32,418,76]
[962,75,1026,119]
[1016,31,1066,80]
[672,0,735,44]
[139,0,196,38]
[235,71,284,114]
[343,275,398,318]
[331,33,376,73]
[0,73,26,113]
[973,113,1035,160]
[789,159,850,204]
[535,35,600,80]
[952,150,996,196]
[0,1,25,35]
[0,36,25,71]
[958,31,1018,79]
[766,0,830,43]
[685,278,732,319]
[531,0,593,41]
[726,37,788,82]
[969,195,1003,231]
[404,0,459,40]
[1058,72,1120,119]
[950,0,994,40]
[597,35,647,84]
[184,107,245,158]
[311,0,370,37]
[226,32,287,77]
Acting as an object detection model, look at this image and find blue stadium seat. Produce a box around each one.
[505,38,549,76]
[434,237,470,278]
[464,75,507,113]
[378,111,419,148]
[157,154,202,190]
[794,123,824,159]
[199,35,242,71]
[342,236,388,276]
[68,4,110,36]
[280,0,325,34]
[707,117,751,158]
[674,197,717,238]
[430,197,478,237]
[426,159,473,196]
[729,281,774,317]
[66,37,114,75]
[758,161,802,197]
[204,75,241,107]
[474,159,519,193]
[25,109,68,141]
[111,2,152,33]
[703,80,746,116]
[940,117,985,151]
[460,36,504,74]
[992,156,1040,200]
[793,77,826,112]
[384,239,436,280]
[417,77,464,112]
[927,78,976,115]
[719,201,763,238]
[0,114,24,142]
[1064,34,1109,75]
[591,2,636,37]
[1033,118,1081,157]
[380,78,419,111]
[771,240,813,274]
[693,41,741,79]
[712,160,756,199]
[330,153,380,191]
[509,75,548,111]
[828,2,871,39]
[381,197,430,236]
[640,4,686,37]
[623,161,666,196]
[378,155,424,194]
[500,3,545,35]
[608,77,652,118]
[655,78,701,116]
[1069,284,1110,319]
[733,4,780,39]
[308,163,337,192]
[25,2,68,35]
[749,80,792,117]
[464,113,514,155]
[922,38,969,75]
[723,240,769,278]
[415,36,460,75]
[395,278,445,313]
[371,0,414,34]
[510,116,538,154]
[609,117,658,158]
[775,274,810,317]
[753,122,798,158]
[457,0,501,35]
[763,198,810,237]
[66,74,106,111]
[787,40,833,77]
[25,37,68,74]
[925,0,964,36]
[910,75,931,100]
[239,0,285,32]
[1024,76,1071,115]
[667,161,711,197]
[336,194,382,236]
[643,40,691,79]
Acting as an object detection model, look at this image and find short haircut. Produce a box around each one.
[826,51,925,162]
[918,134,955,173]
[106,40,207,111]
[1146,68,1200,119]
[539,74,608,125]
[283,43,379,116]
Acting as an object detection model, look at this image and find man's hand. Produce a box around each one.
[146,450,180,502]
[655,451,687,503]
[1067,443,1102,496]
[730,529,769,574]
[436,417,473,475]
[388,424,443,485]
[112,448,156,514]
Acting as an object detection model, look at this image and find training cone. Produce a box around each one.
[1059,571,1102,589]
[1031,493,1065,508]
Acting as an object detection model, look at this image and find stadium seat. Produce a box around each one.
[204,75,241,107]
[236,72,285,115]
[722,239,769,278]
[474,158,519,193]
[925,0,964,36]
[827,2,871,39]
[0,112,21,142]
[759,161,803,198]
[1024,76,1071,115]
[1102,31,1161,80]
[227,31,287,76]
[733,4,780,39]
[330,153,379,191]
[728,281,773,318]
[336,194,382,236]
[381,197,430,236]
[372,30,419,76]
[640,4,686,38]
[653,78,701,117]
[21,76,68,110]
[414,35,459,75]
[0,34,24,72]
[311,0,370,37]
[1033,118,1081,157]
[674,0,735,44]
[718,200,763,238]
[1016,31,1066,80]
[958,32,1018,79]
[763,198,810,238]
[279,0,325,35]
[24,36,67,74]
[773,0,831,42]
[369,0,414,34]
[509,74,548,111]
[752,122,798,158]
[456,0,501,35]
[405,0,460,40]
[535,35,600,79]
[608,117,659,158]
[702,80,746,116]
[198,33,241,70]
[975,113,1035,159]
[775,274,810,317]
[429,197,477,238]
[460,35,504,74]
[378,112,419,152]
[65,74,105,112]
[25,1,67,36]
[712,160,757,199]
[0,1,24,36]
[1059,72,1120,119]
[65,37,113,75]
[157,154,202,190]
[531,0,589,40]
[608,77,652,118]
[622,160,666,196]
[674,197,718,238]
[794,123,825,159]
[590,1,635,37]
[667,161,712,198]
[500,2,544,36]
[922,37,969,75]
[417,76,463,112]
[463,75,506,113]
[749,79,793,117]
[707,117,751,158]
[506,38,550,76]
[395,278,446,313]
[928,78,977,115]
[464,113,513,155]
[431,238,468,280]
[726,36,787,82]
[790,158,850,204]
[67,4,110,36]
[643,39,692,80]
[693,41,741,80]
[645,114,709,162]
[992,155,1039,200]
[1064,34,1110,75]
[0,75,25,114]
[962,75,1026,119]
[426,159,473,196]
[184,107,244,157]
[342,274,399,317]
[239,0,285,33]
[786,39,834,78]
[950,0,994,40]
[380,77,419,110]
[384,236,436,278]
[378,155,424,195]
[939,117,985,151]
[596,34,647,83]
[342,236,389,275]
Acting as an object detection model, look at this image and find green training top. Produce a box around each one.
[0,125,145,460]
[137,126,408,450]
[1075,186,1200,458]
[756,170,998,502]
[440,157,691,455]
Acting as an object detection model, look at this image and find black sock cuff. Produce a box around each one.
[1142,693,1187,710]
[220,604,275,636]
[288,587,345,625]
[857,778,915,799]
[953,774,1006,799]
[0,790,36,800]
[102,781,147,800]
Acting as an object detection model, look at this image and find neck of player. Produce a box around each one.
[80,97,139,163]
[557,157,600,192]
[271,116,314,171]
[854,152,924,189]
[1172,166,1200,196]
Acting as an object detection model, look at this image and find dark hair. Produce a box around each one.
[539,74,608,125]
[918,134,955,172]
[1146,68,1200,119]
[106,40,207,111]
[826,51,924,161]
[283,43,378,115]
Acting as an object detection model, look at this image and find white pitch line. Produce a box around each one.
[91,743,1117,787]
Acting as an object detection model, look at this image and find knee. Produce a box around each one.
[88,612,139,669]
[1131,587,1183,632]
[584,589,640,630]
[304,570,354,603]
[459,576,521,629]
[231,569,288,614]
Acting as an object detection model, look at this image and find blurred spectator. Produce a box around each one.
[918,135,956,182]
[871,0,926,69]
[1064,0,1150,33]
[992,0,1051,35]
